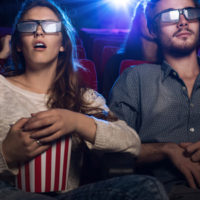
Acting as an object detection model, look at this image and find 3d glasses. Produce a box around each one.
[153,7,200,23]
[17,20,62,33]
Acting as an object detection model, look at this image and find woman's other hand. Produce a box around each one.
[2,118,50,168]
[0,35,11,59]
[23,109,96,144]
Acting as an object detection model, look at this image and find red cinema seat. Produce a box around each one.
[77,45,87,59]
[79,59,98,91]
[119,60,150,74]
[101,45,119,75]
[92,38,122,80]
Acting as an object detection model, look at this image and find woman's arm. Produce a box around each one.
[22,89,141,157]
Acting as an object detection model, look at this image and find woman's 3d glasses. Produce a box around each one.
[17,20,62,33]
[153,7,200,23]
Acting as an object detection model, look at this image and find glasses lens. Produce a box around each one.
[41,21,61,33]
[161,10,179,23]
[185,8,200,20]
[17,22,37,33]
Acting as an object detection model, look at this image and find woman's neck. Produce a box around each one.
[7,63,56,94]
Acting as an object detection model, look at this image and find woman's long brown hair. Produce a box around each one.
[10,0,117,122]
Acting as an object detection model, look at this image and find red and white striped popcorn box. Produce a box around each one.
[16,137,72,193]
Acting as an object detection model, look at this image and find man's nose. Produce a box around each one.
[177,14,188,28]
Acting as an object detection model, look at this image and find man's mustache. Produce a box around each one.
[173,28,194,37]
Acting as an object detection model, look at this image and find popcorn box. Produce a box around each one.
[16,137,72,193]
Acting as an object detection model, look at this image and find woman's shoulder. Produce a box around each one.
[82,89,109,111]
[83,88,104,102]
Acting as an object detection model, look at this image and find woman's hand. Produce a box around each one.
[0,35,11,59]
[2,118,50,168]
[23,109,96,144]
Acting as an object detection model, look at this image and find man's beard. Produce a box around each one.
[165,42,197,57]
[159,28,199,58]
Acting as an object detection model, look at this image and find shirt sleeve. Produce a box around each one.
[83,89,141,156]
[109,67,140,132]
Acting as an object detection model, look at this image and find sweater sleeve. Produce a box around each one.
[0,142,18,175]
[83,89,141,156]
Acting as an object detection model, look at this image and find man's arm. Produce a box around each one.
[137,143,200,189]
[136,143,168,164]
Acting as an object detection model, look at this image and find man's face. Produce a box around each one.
[153,0,200,57]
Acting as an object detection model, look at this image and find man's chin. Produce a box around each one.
[168,47,196,57]
[165,41,198,57]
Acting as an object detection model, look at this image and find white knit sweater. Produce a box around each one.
[0,74,140,191]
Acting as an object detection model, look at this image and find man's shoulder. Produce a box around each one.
[122,62,162,76]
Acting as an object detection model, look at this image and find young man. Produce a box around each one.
[109,0,200,199]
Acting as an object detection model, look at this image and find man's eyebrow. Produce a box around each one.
[158,7,196,13]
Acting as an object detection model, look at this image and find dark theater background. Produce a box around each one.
[0,0,137,92]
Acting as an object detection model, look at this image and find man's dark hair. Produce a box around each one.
[145,0,200,33]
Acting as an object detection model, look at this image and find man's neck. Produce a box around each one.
[164,51,200,98]
[164,51,199,78]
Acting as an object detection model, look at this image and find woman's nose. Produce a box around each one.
[34,25,44,37]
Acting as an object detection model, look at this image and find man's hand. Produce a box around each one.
[180,142,200,162]
[164,143,200,189]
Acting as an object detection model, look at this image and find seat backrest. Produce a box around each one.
[79,59,98,91]
[92,38,122,76]
[119,59,150,74]
[101,45,119,75]
[77,45,87,59]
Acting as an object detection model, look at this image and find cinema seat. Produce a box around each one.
[77,45,87,59]
[79,59,98,91]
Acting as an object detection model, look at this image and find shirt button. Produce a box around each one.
[190,103,194,107]
[189,128,195,133]
[182,86,186,91]
[173,72,177,76]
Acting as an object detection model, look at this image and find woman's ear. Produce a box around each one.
[60,45,64,52]
[17,44,22,52]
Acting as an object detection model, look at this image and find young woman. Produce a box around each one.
[0,0,168,199]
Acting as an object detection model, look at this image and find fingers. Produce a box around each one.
[30,123,60,140]
[191,151,200,162]
[179,142,192,149]
[185,142,200,154]
[23,115,55,131]
[30,142,50,158]
[11,118,30,131]
[191,167,200,188]
[182,168,197,189]
[37,130,63,143]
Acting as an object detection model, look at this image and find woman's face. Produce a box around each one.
[18,6,64,69]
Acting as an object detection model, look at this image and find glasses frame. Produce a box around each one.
[17,20,62,33]
[152,7,200,24]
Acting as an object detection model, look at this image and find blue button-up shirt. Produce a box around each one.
[109,60,200,190]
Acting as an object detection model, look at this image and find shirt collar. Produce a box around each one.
[161,57,200,82]
[161,60,176,82]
